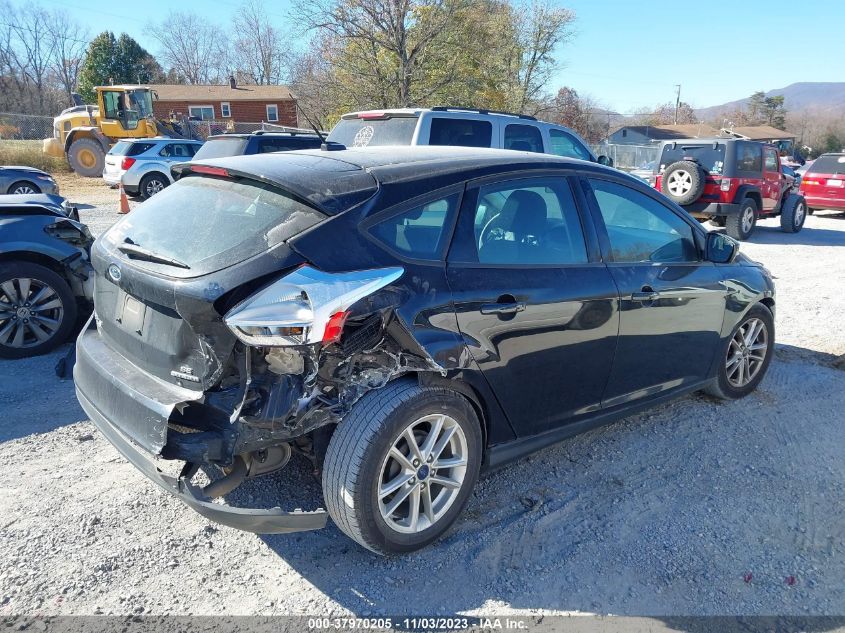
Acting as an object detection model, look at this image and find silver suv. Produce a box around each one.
[103,137,204,199]
[326,106,612,166]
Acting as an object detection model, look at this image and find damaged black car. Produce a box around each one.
[74,146,776,554]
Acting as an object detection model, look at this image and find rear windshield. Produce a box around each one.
[193,137,249,160]
[102,176,325,276]
[807,154,845,175]
[257,137,322,153]
[659,143,726,175]
[108,141,153,156]
[328,116,419,147]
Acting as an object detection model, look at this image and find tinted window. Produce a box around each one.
[371,195,457,260]
[126,143,154,157]
[659,143,726,175]
[504,124,543,153]
[103,177,325,275]
[549,129,591,160]
[589,179,697,263]
[193,137,249,160]
[807,154,845,175]
[159,143,195,158]
[764,148,779,171]
[474,178,587,265]
[428,118,492,148]
[258,137,321,153]
[736,141,762,172]
[328,116,419,147]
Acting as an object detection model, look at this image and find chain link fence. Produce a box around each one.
[0,112,53,140]
[592,143,660,171]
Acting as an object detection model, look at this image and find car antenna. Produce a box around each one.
[295,102,327,145]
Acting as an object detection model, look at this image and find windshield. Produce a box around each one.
[659,143,726,175]
[807,154,845,175]
[127,90,154,117]
[102,176,326,276]
[327,116,419,147]
[193,137,249,160]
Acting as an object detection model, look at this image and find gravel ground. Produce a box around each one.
[1,176,843,617]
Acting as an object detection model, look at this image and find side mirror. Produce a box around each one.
[597,155,613,167]
[706,231,739,263]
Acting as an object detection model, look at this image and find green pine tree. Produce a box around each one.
[77,32,164,103]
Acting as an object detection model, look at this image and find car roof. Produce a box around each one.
[118,137,202,144]
[205,132,322,140]
[176,146,608,214]
[659,137,775,148]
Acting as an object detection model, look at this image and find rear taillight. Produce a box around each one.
[121,157,136,170]
[803,179,820,186]
[720,178,732,192]
[358,112,386,120]
[224,265,403,347]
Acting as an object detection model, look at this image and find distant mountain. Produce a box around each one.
[696,83,845,121]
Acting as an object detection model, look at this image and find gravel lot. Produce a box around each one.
[1,175,843,617]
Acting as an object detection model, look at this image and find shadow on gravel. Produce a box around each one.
[0,342,86,442]
[711,223,845,247]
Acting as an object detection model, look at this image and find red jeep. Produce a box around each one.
[653,138,807,240]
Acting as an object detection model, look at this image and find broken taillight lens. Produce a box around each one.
[224,266,403,347]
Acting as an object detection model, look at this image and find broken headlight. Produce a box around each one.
[224,265,403,347]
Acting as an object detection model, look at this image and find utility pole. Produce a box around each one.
[674,84,681,124]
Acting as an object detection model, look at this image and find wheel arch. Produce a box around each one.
[415,372,490,452]
[735,186,762,209]
[64,128,111,153]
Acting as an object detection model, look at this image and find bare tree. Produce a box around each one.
[295,0,461,107]
[45,10,89,105]
[2,4,58,113]
[149,13,229,84]
[232,1,290,85]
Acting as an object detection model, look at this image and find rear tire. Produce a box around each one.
[322,379,482,555]
[7,181,41,195]
[779,194,807,233]
[705,304,774,400]
[67,138,105,178]
[725,198,757,241]
[0,262,77,359]
[139,173,169,199]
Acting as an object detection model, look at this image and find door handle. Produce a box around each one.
[481,302,526,315]
[631,287,660,302]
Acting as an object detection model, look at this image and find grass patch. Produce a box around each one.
[0,140,71,174]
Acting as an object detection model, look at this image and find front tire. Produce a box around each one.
[705,304,774,400]
[8,181,41,195]
[725,198,757,241]
[0,262,77,359]
[322,380,482,555]
[780,194,807,233]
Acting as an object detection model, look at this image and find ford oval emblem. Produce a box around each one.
[107,264,122,283]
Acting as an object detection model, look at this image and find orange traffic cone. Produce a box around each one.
[118,183,130,214]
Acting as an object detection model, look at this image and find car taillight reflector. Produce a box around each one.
[322,311,350,344]
[191,165,230,177]
[720,178,732,192]
[121,157,136,170]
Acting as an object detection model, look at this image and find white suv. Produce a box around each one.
[326,106,613,166]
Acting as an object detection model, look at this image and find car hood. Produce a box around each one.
[1,166,51,177]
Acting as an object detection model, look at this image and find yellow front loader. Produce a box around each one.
[43,86,191,177]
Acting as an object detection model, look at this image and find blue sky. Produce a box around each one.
[32,0,845,112]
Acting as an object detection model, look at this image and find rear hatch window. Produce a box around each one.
[807,155,845,175]
[108,141,154,156]
[659,143,726,175]
[193,137,250,160]
[328,115,419,147]
[102,175,326,277]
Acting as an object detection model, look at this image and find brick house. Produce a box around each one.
[149,79,297,126]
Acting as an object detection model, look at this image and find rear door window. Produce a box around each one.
[764,148,779,172]
[369,195,458,260]
[328,116,419,147]
[504,124,544,153]
[257,137,322,153]
[428,118,492,148]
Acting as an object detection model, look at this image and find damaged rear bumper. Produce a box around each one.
[73,324,328,534]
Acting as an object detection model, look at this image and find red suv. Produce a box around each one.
[653,138,807,240]
[800,153,845,213]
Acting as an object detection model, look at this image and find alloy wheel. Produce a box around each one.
[0,277,64,349]
[741,207,755,234]
[726,317,768,388]
[12,184,36,195]
[377,413,468,535]
[145,179,165,196]
[794,201,806,227]
[666,170,692,196]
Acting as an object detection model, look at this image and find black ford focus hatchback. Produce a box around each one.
[74,146,775,554]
